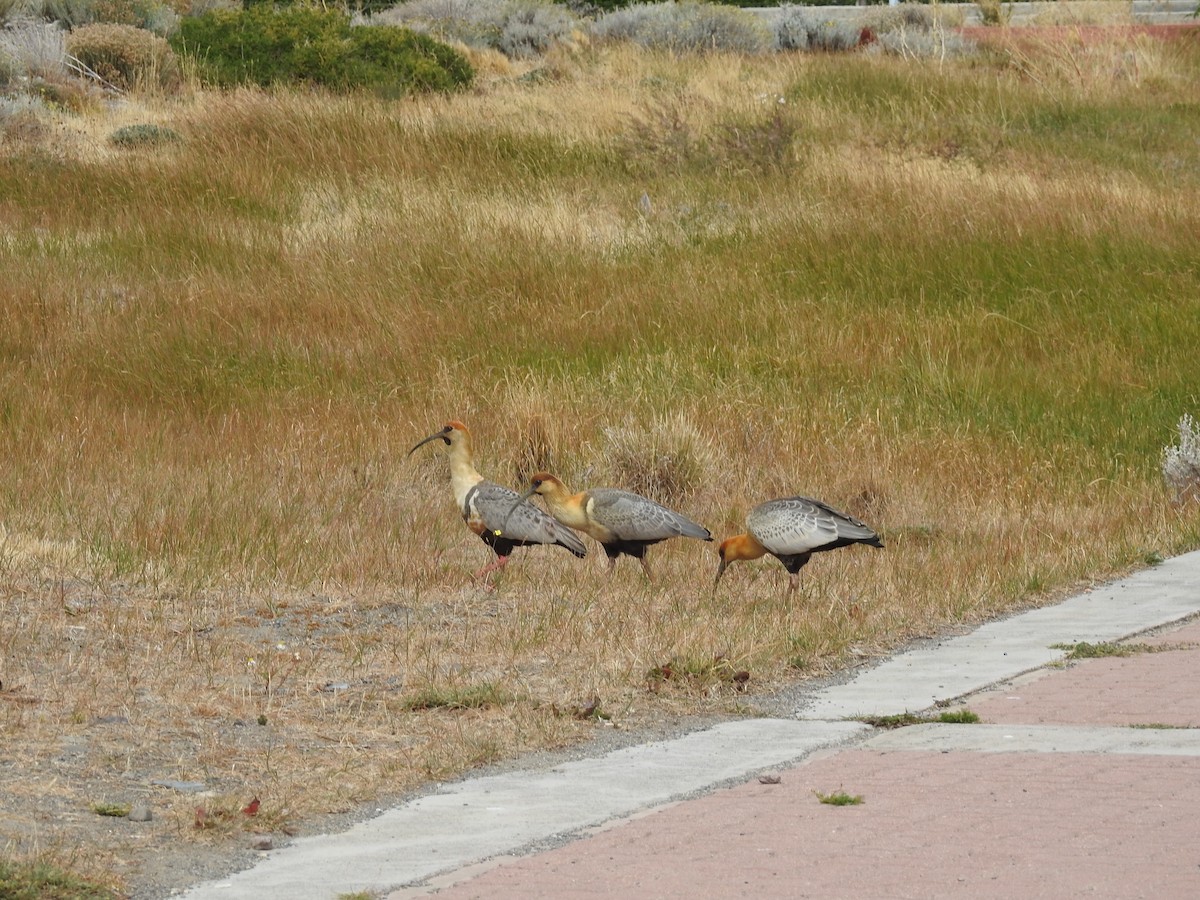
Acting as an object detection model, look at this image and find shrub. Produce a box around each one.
[0,20,66,78]
[173,5,473,94]
[44,0,182,35]
[373,0,582,59]
[591,1,772,54]
[1163,414,1200,505]
[771,6,864,53]
[109,121,181,146]
[872,24,976,59]
[66,22,181,91]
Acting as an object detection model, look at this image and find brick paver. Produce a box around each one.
[424,750,1200,899]
[411,616,1200,900]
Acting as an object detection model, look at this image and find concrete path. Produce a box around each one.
[182,550,1200,899]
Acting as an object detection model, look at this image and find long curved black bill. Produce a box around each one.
[408,431,449,457]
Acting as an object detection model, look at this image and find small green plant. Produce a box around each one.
[815,789,864,806]
[938,709,980,724]
[402,682,512,711]
[858,711,926,729]
[109,122,181,148]
[90,801,131,817]
[1052,641,1156,659]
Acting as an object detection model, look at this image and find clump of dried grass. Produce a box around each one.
[601,414,717,505]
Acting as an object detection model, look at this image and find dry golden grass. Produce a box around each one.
[1,23,1199,894]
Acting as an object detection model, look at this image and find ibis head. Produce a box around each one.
[713,533,768,586]
[408,420,470,456]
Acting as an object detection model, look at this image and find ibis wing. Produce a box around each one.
[747,496,877,556]
[587,489,711,542]
[467,482,587,556]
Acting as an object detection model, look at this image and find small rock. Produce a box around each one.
[128,803,153,822]
[758,774,782,785]
[251,837,273,851]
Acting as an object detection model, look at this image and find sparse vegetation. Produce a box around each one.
[858,709,980,727]
[1,12,1198,897]
[816,789,865,806]
[1052,641,1159,659]
[938,709,980,724]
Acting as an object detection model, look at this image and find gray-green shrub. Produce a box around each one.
[1164,414,1200,504]
[771,6,863,52]
[591,1,772,54]
[109,122,181,146]
[374,0,581,59]
[0,20,65,78]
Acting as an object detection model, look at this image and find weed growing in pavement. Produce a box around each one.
[1052,641,1158,659]
[816,789,865,806]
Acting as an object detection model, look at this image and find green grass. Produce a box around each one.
[816,789,865,806]
[0,857,121,900]
[1052,641,1158,659]
[859,709,980,727]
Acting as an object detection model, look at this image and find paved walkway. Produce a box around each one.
[183,550,1200,899]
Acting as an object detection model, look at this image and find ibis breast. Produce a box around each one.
[585,489,711,543]
[747,496,880,557]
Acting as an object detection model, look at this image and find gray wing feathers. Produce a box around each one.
[748,497,876,556]
[589,489,711,542]
[468,482,587,555]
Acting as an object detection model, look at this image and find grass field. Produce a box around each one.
[2,22,1199,894]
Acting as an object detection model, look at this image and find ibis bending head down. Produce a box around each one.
[506,472,712,581]
[715,496,883,593]
[409,422,587,584]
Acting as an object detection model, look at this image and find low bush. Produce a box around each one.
[0,20,65,78]
[772,5,865,52]
[373,0,582,59]
[172,5,473,94]
[109,121,182,146]
[1163,414,1200,504]
[591,1,772,54]
[67,21,181,91]
[42,0,181,32]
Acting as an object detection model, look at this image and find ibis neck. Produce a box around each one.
[447,439,484,508]
[540,485,589,529]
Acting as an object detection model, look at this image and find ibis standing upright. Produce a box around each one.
[715,496,883,592]
[507,472,712,580]
[409,422,587,583]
